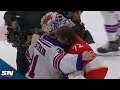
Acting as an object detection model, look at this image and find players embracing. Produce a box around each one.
[25,12,108,79]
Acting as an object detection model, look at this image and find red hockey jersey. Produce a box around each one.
[68,35,93,67]
[68,35,108,79]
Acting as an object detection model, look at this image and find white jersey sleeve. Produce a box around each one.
[46,46,83,74]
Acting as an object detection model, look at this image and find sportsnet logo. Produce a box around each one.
[1,70,14,78]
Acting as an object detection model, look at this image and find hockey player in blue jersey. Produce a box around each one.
[25,12,95,79]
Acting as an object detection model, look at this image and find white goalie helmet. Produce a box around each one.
[41,12,75,34]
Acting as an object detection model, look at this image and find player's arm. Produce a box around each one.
[48,46,95,74]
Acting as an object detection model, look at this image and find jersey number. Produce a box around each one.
[72,44,83,51]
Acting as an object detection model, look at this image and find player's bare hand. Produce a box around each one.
[82,50,96,60]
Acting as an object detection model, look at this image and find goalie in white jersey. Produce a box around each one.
[25,12,95,79]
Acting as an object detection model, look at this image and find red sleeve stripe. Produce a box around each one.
[53,53,64,70]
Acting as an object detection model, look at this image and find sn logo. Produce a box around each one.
[1,70,14,77]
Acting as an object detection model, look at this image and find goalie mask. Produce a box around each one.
[41,12,75,34]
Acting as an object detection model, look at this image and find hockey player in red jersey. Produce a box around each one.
[55,26,108,79]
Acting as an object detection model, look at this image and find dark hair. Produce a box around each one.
[56,26,79,46]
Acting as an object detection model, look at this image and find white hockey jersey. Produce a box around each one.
[25,34,82,79]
